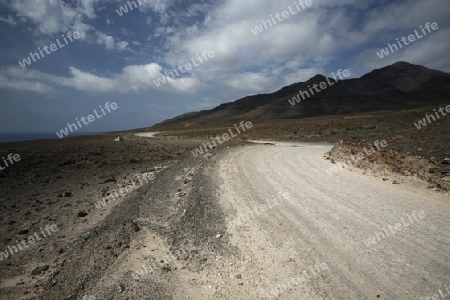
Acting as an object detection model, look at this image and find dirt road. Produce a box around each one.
[214,143,450,299]
[20,140,448,299]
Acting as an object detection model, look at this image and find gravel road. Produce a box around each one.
[215,143,450,299]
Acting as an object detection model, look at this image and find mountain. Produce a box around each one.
[152,62,450,130]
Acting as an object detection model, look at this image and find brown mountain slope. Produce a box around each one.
[152,61,450,130]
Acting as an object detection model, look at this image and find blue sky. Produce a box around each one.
[0,0,449,134]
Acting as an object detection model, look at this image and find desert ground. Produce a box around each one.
[0,107,449,299]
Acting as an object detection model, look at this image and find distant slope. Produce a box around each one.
[152,61,450,130]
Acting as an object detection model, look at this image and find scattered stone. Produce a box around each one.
[64,192,72,197]
[131,222,141,232]
[215,234,221,239]
[392,180,399,184]
[429,168,440,174]
[31,265,49,276]
[101,175,116,184]
[77,211,88,217]
[442,158,450,165]
[18,229,29,235]
[382,178,389,181]
[118,283,126,293]
[236,274,242,279]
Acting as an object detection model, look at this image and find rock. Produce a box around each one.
[18,229,29,235]
[132,223,141,232]
[442,158,450,164]
[236,274,242,279]
[31,265,49,276]
[64,192,72,197]
[215,234,221,239]
[382,178,389,181]
[392,180,399,184]
[101,175,116,184]
[77,211,88,217]
[118,283,126,293]
[429,168,440,174]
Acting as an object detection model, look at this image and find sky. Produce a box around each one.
[0,0,449,134]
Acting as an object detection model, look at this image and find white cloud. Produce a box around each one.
[2,0,449,99]
[8,0,79,35]
[116,41,129,52]
[158,0,450,91]
[158,0,367,92]
[3,0,126,53]
[0,14,17,26]
[0,63,202,94]
[225,72,273,92]
[0,74,55,94]
[105,35,115,50]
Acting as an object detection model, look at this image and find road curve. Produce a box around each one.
[135,132,161,138]
[216,143,450,299]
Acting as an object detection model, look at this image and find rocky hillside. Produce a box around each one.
[152,61,450,130]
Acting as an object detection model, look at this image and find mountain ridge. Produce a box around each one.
[152,61,450,129]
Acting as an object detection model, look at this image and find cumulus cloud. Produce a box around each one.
[105,35,115,50]
[225,72,273,92]
[6,0,84,35]
[0,63,202,94]
[0,74,55,94]
[0,14,17,26]
[1,0,449,98]
[157,0,450,89]
[2,0,127,52]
